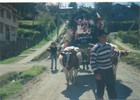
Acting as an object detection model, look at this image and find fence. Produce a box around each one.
[0,33,44,60]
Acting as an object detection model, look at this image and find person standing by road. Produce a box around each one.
[50,42,57,70]
[90,30,129,99]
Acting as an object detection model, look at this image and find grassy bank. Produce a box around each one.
[32,24,65,61]
[0,66,46,99]
[117,30,140,50]
[122,52,140,69]
[112,37,140,70]
[117,36,139,50]
[0,56,24,64]
[0,29,57,64]
[32,29,57,49]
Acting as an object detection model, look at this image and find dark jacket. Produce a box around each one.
[50,47,57,56]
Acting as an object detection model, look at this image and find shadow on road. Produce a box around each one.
[116,80,133,99]
[61,74,97,100]
[61,75,133,100]
[78,69,92,74]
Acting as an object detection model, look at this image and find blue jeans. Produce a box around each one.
[51,55,57,69]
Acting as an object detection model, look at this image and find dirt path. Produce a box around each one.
[114,40,140,54]
[0,23,66,76]
[8,60,140,100]
[111,32,140,54]
[17,23,66,64]
[2,25,140,100]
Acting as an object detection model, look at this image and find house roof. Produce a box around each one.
[113,3,130,9]
[0,4,17,12]
[0,4,21,19]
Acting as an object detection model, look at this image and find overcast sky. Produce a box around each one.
[61,2,140,8]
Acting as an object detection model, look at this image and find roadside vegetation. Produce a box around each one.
[117,30,140,50]
[122,52,140,69]
[0,56,24,64]
[0,66,46,99]
[0,29,57,64]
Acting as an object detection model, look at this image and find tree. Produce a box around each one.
[35,3,47,13]
[68,2,77,10]
[9,3,38,20]
[46,3,62,15]
[94,2,113,21]
[130,2,140,17]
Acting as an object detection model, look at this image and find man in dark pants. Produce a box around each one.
[90,30,129,99]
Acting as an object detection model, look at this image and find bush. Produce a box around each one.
[0,72,17,87]
[17,28,40,39]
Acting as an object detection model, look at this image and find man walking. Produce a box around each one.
[90,30,128,99]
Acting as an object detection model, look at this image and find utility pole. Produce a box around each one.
[56,3,60,42]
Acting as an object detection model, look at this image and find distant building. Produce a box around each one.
[110,3,136,21]
[0,4,19,41]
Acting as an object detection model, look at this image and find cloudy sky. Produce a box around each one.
[60,2,140,8]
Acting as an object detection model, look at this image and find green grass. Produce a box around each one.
[0,29,57,64]
[18,28,34,31]
[20,49,33,55]
[0,81,23,99]
[117,36,139,50]
[0,66,46,99]
[32,29,57,49]
[18,20,39,26]
[0,56,24,64]
[122,52,140,69]
[113,36,140,69]
[20,66,46,78]
[0,72,17,87]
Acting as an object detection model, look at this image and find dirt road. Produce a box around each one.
[110,32,140,54]
[2,25,140,100]
[8,60,140,100]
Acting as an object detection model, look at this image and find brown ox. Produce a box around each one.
[59,46,82,89]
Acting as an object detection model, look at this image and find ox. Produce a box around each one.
[109,43,121,76]
[59,46,82,89]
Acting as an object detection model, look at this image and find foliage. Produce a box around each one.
[0,72,17,87]
[117,30,140,47]
[36,11,55,34]
[17,28,40,39]
[68,2,78,9]
[122,52,140,69]
[46,3,62,15]
[130,2,140,17]
[9,3,38,20]
[9,3,48,20]
[18,20,39,26]
[0,81,23,99]
[94,2,113,20]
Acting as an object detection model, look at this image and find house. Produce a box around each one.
[110,3,136,21]
[0,4,19,41]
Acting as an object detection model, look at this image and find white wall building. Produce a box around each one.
[0,4,19,41]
